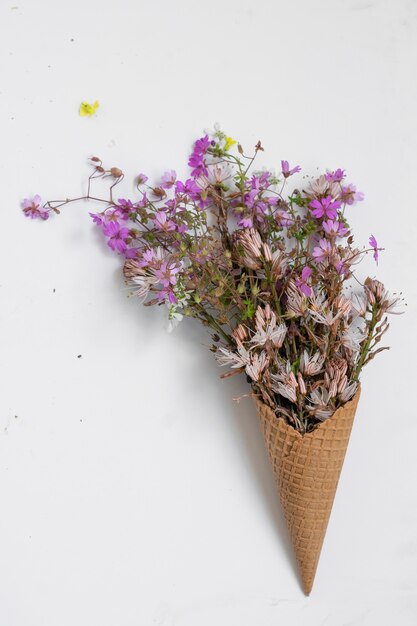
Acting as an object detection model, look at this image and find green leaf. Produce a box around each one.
[242,298,256,320]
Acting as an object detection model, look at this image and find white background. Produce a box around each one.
[1,1,416,624]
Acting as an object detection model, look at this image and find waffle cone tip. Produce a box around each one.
[256,388,361,595]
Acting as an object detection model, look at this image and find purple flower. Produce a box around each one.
[340,184,364,205]
[175,179,201,199]
[188,135,210,178]
[139,248,154,267]
[295,267,313,297]
[325,169,345,182]
[160,170,177,189]
[89,212,104,226]
[281,160,301,178]
[266,196,278,206]
[137,173,148,185]
[115,199,135,219]
[255,201,268,218]
[104,206,130,222]
[153,211,176,231]
[310,195,341,220]
[238,216,254,228]
[157,288,177,305]
[322,219,348,238]
[125,247,138,259]
[154,262,181,288]
[136,193,148,209]
[369,235,379,265]
[176,221,188,234]
[244,189,258,209]
[250,172,271,190]
[22,195,49,220]
[312,238,332,263]
[275,210,293,228]
[103,221,130,254]
[335,260,347,275]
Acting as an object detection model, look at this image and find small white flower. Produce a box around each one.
[271,361,298,403]
[340,382,358,403]
[307,388,334,421]
[273,382,298,403]
[217,344,251,369]
[245,351,269,382]
[341,324,367,352]
[250,320,287,349]
[165,307,183,333]
[300,350,325,376]
[130,272,158,300]
[350,294,367,317]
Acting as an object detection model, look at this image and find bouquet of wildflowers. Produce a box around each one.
[23,127,401,593]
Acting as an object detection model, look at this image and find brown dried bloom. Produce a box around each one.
[123,259,142,279]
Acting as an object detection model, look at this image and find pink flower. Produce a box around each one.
[157,288,177,305]
[250,172,271,190]
[310,196,341,220]
[91,204,130,227]
[281,160,301,178]
[103,221,130,254]
[137,173,148,185]
[244,189,258,209]
[312,238,332,263]
[114,199,135,219]
[369,235,380,264]
[104,206,130,223]
[188,135,211,178]
[153,262,181,288]
[238,216,254,228]
[325,169,345,182]
[153,211,176,231]
[176,221,188,234]
[125,247,138,259]
[160,170,177,189]
[138,248,154,267]
[340,184,364,205]
[295,267,313,297]
[22,195,49,220]
[136,193,148,209]
[275,209,292,228]
[322,219,348,238]
[335,260,348,275]
[175,179,201,199]
[89,212,104,226]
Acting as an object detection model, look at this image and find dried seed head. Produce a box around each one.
[232,324,248,343]
[262,242,272,262]
[271,250,287,280]
[123,259,142,279]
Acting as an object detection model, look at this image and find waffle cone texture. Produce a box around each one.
[255,387,361,595]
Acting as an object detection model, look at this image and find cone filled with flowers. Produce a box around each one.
[23,128,402,593]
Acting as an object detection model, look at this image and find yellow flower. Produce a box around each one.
[79,100,99,117]
[224,136,236,151]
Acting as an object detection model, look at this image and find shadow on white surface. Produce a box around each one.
[227,389,301,590]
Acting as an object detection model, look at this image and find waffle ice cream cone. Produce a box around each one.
[256,388,361,595]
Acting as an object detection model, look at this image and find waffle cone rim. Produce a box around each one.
[254,384,361,438]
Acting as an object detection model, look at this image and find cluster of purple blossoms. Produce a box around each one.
[22,195,49,220]
[23,127,397,432]
[188,134,211,178]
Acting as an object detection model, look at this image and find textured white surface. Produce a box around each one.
[1,1,417,624]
